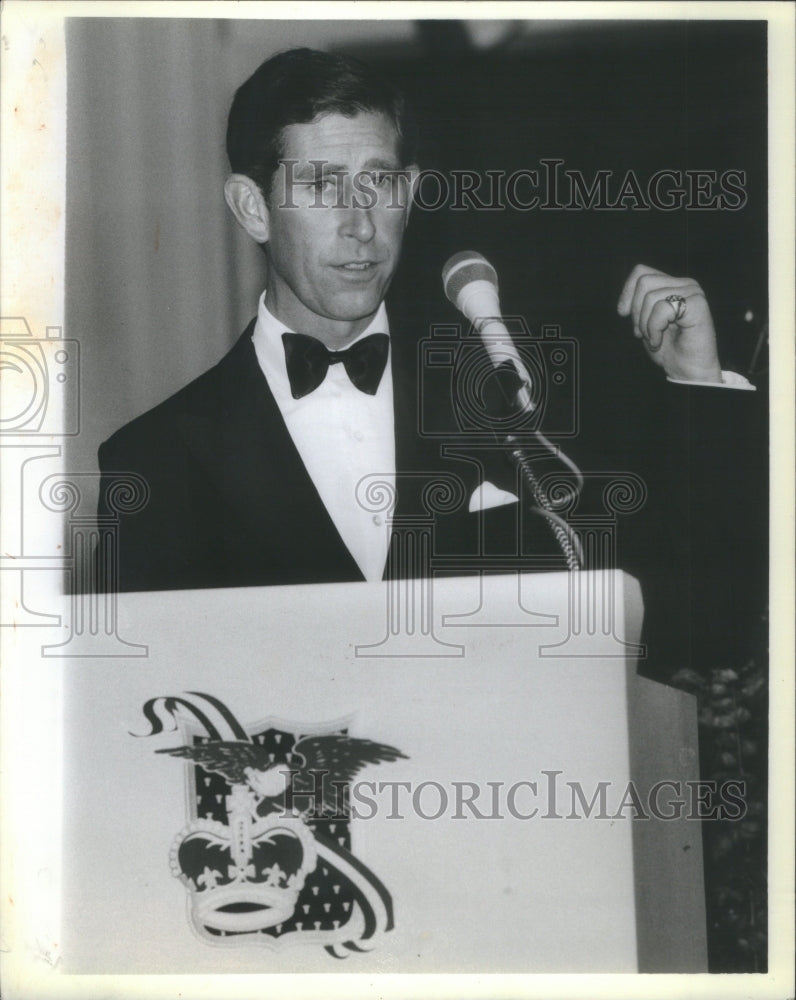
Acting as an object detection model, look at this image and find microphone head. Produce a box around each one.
[442,251,498,306]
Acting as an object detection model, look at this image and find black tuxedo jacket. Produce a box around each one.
[98,316,766,676]
[98,318,518,591]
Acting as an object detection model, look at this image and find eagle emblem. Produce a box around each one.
[134,691,407,957]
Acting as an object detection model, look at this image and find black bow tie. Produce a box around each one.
[281,332,390,400]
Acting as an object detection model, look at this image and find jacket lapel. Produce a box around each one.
[175,323,363,584]
[171,316,485,587]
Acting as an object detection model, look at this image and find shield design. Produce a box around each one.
[134,691,406,957]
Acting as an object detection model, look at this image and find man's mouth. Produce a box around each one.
[337,261,377,271]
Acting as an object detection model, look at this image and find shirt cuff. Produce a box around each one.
[666,370,756,391]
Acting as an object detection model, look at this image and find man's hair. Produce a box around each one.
[226,47,416,198]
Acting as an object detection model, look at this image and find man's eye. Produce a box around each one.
[371,172,401,188]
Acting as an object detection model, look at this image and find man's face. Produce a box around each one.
[262,111,415,348]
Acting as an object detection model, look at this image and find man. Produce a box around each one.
[98,48,762,672]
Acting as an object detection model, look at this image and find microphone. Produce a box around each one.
[443,253,583,570]
[442,251,535,414]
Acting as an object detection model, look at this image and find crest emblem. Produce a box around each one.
[134,691,407,957]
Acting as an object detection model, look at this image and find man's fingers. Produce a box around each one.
[645,298,679,352]
[618,266,719,380]
[617,263,660,316]
[638,283,698,342]
[629,273,692,334]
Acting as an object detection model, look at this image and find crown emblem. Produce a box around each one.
[171,787,318,933]
[133,691,407,957]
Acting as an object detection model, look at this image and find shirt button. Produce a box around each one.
[372,515,383,526]
[354,430,364,442]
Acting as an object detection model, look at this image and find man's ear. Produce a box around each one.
[224,174,270,244]
[404,164,420,224]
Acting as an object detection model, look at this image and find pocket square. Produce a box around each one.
[468,481,520,513]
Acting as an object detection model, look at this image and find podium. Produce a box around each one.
[59,571,706,973]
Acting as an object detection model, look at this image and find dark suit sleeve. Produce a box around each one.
[624,379,767,680]
[96,418,224,592]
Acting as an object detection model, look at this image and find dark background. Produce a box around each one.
[383,20,768,470]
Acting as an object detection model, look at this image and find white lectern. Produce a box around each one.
[59,571,706,973]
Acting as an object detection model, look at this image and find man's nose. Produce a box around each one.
[338,189,376,241]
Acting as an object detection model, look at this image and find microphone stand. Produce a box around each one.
[486,363,582,571]
[502,433,581,571]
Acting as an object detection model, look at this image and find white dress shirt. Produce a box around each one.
[251,292,395,582]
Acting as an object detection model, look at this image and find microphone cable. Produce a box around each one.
[504,433,584,571]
